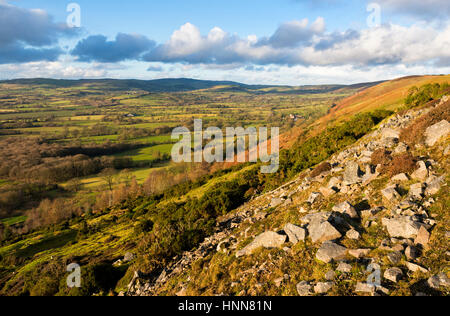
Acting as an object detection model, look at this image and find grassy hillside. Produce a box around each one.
[0,78,379,94]
[148,99,449,297]
[0,75,448,296]
[319,75,450,126]
[271,75,450,150]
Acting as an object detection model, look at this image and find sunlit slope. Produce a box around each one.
[319,75,450,126]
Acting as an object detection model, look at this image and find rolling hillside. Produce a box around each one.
[276,75,450,150]
[0,78,381,94]
[0,75,448,297]
[319,75,450,126]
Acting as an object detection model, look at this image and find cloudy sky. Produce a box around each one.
[0,0,449,85]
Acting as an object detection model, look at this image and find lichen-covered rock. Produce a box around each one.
[392,173,409,182]
[382,216,424,239]
[405,262,428,273]
[381,185,401,202]
[314,282,333,294]
[307,192,322,204]
[405,245,420,260]
[348,249,371,259]
[269,197,284,208]
[343,162,363,185]
[308,220,342,244]
[424,120,450,147]
[236,231,286,257]
[408,183,424,200]
[355,282,376,294]
[393,142,408,154]
[325,270,336,281]
[283,223,306,244]
[346,229,360,240]
[425,176,444,196]
[384,268,403,283]
[123,252,135,262]
[328,177,343,190]
[427,273,450,289]
[336,262,352,273]
[386,251,403,265]
[411,161,429,181]
[414,226,430,248]
[316,242,347,263]
[381,128,400,140]
[320,186,337,198]
[332,201,359,219]
[301,212,333,225]
[296,281,312,296]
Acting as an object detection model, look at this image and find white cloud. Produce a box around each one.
[377,0,450,19]
[258,17,325,48]
[140,19,450,72]
[143,18,326,65]
[302,23,450,67]
[0,61,108,79]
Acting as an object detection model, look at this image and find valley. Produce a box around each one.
[0,76,448,296]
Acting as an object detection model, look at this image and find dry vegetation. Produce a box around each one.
[310,162,332,178]
[400,99,450,145]
[371,149,417,177]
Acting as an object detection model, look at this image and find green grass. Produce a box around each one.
[14,230,78,259]
[0,216,27,226]
[115,143,173,163]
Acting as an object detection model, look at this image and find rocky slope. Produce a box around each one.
[127,97,450,296]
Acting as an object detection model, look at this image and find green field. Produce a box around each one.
[0,79,368,225]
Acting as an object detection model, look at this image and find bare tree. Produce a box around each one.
[67,178,82,192]
[100,168,116,191]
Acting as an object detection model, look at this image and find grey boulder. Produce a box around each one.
[316,242,348,263]
[424,120,450,147]
[283,223,306,245]
[236,231,286,257]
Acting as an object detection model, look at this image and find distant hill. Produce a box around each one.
[0,78,383,94]
[0,78,245,92]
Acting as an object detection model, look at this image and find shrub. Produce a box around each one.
[311,162,332,178]
[64,263,126,296]
[372,150,417,177]
[134,219,154,235]
[30,276,59,296]
[400,98,450,145]
[283,109,393,177]
[385,153,417,177]
[405,82,449,108]
[371,149,392,169]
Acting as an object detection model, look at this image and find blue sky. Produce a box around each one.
[17,0,364,38]
[1,0,449,84]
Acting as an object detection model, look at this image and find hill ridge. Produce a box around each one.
[0,77,383,93]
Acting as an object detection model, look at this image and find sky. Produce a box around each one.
[0,0,449,85]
